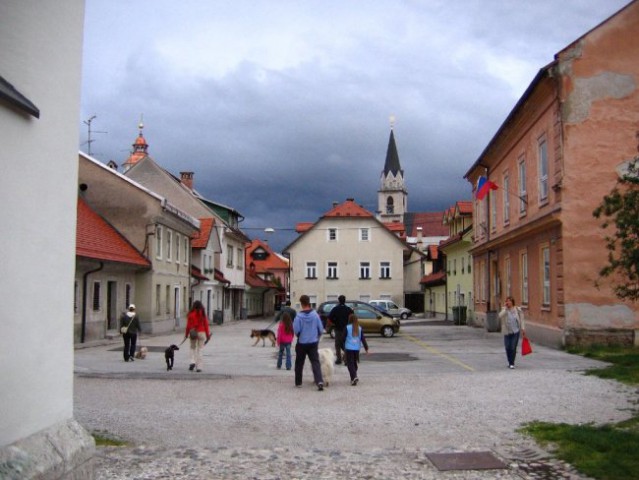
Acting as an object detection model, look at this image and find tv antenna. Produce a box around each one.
[82,115,107,156]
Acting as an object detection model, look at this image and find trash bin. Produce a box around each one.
[459,306,467,325]
[213,310,223,325]
[485,311,500,332]
[452,306,460,325]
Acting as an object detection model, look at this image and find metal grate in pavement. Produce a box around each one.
[426,451,507,471]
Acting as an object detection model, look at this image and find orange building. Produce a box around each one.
[465,1,639,347]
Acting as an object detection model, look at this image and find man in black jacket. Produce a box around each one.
[328,295,353,365]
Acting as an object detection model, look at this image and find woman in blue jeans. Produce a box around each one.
[498,296,525,369]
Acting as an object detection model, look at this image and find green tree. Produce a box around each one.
[592,149,639,301]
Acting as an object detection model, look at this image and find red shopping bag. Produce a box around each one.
[521,336,533,356]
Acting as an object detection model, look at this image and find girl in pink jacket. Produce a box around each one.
[276,312,295,370]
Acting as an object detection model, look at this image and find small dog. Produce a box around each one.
[134,346,148,359]
[250,329,276,347]
[318,348,336,386]
[164,344,179,370]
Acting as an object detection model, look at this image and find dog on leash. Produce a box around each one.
[134,346,148,359]
[250,329,276,347]
[318,348,336,386]
[164,344,179,370]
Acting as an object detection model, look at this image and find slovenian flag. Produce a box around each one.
[476,176,498,200]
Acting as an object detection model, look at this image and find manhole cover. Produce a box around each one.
[362,352,417,362]
[426,451,507,471]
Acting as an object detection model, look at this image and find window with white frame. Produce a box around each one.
[227,245,234,267]
[380,261,391,279]
[175,234,180,262]
[166,229,172,261]
[518,157,527,214]
[538,138,548,202]
[306,262,317,279]
[92,281,101,311]
[155,225,163,259]
[184,238,189,265]
[359,262,370,279]
[521,252,529,305]
[327,261,338,279]
[461,257,465,274]
[503,174,510,225]
[327,228,337,241]
[359,228,370,241]
[542,245,551,307]
[237,247,243,269]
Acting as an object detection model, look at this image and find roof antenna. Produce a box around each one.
[82,115,107,157]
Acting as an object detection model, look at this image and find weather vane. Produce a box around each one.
[389,114,396,130]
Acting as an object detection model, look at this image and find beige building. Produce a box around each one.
[284,199,408,309]
[79,153,200,334]
[439,201,474,324]
[465,1,639,346]
[121,127,249,322]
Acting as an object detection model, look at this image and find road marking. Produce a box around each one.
[401,334,475,372]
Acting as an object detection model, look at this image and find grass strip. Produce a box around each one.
[520,345,639,480]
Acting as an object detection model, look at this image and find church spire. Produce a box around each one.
[383,127,403,177]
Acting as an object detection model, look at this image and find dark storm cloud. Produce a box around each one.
[80,0,630,251]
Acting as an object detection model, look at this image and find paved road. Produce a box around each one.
[74,317,636,479]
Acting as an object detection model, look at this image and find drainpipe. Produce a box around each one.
[81,261,104,343]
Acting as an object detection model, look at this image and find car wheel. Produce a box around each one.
[381,326,394,338]
[400,312,408,320]
[328,327,335,339]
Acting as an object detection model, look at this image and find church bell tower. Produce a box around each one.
[377,117,407,224]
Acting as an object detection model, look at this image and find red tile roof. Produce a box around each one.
[245,271,277,288]
[214,268,230,284]
[246,239,289,273]
[76,197,150,267]
[420,271,446,286]
[405,212,449,236]
[191,265,208,281]
[456,201,473,215]
[322,198,373,218]
[191,217,215,249]
[295,222,314,233]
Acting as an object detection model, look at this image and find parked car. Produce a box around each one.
[317,300,400,338]
[369,299,412,319]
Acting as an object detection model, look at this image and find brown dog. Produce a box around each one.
[250,329,276,347]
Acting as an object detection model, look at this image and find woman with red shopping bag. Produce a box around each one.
[498,296,525,369]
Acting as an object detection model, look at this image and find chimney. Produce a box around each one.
[416,226,424,249]
[180,171,194,190]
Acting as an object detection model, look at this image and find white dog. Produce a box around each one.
[134,346,148,359]
[318,348,336,386]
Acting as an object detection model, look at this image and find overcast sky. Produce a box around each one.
[80,0,629,251]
